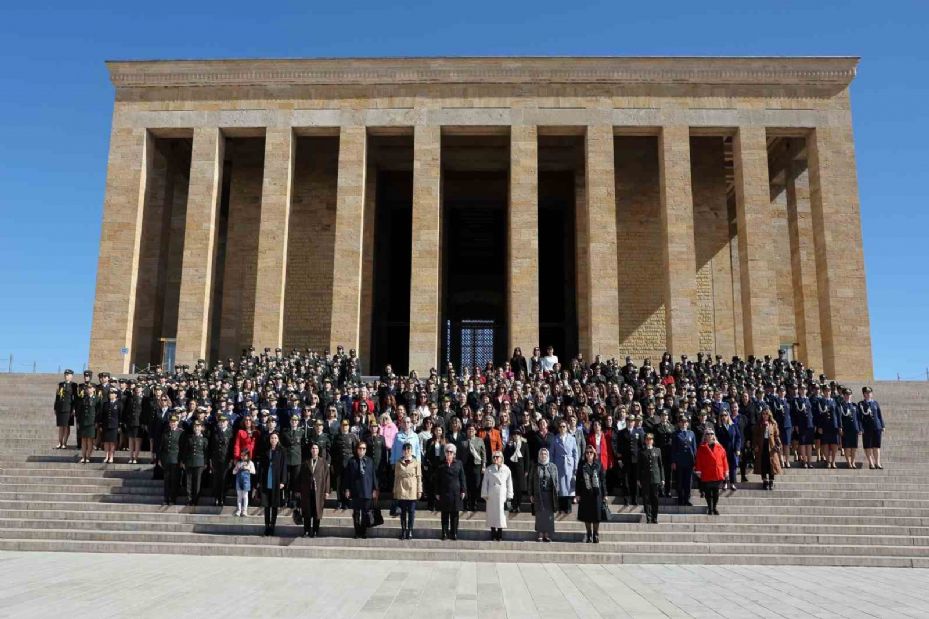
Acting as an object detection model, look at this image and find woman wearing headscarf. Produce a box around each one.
[576,444,606,543]
[752,407,782,490]
[481,451,514,541]
[529,447,558,542]
[504,428,529,514]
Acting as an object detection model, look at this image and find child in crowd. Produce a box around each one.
[233,450,256,517]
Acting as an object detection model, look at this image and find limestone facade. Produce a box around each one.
[88,56,874,380]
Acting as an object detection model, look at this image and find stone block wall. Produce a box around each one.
[283,136,339,351]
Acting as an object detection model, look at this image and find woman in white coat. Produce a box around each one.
[481,451,514,541]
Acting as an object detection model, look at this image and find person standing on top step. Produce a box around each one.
[814,384,840,469]
[392,442,422,540]
[297,442,330,537]
[838,388,863,469]
[209,413,233,506]
[791,383,815,468]
[53,369,76,449]
[671,416,697,506]
[76,382,100,464]
[638,433,664,524]
[434,443,466,541]
[715,410,741,491]
[181,419,208,506]
[576,444,606,543]
[752,407,782,490]
[695,429,728,516]
[98,388,121,464]
[260,432,288,536]
[481,450,514,542]
[344,440,377,539]
[122,383,144,464]
[859,386,885,469]
[160,414,184,506]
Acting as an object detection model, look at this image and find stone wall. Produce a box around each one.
[615,136,667,361]
[283,136,339,350]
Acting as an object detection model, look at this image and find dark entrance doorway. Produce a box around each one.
[441,165,508,370]
[538,170,579,360]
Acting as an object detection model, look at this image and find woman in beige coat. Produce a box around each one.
[753,407,783,490]
[393,442,423,540]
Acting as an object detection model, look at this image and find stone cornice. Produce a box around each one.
[106,56,858,89]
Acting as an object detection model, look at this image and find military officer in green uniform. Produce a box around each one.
[160,415,184,505]
[53,369,77,449]
[76,382,100,463]
[281,413,306,507]
[638,433,665,524]
[209,413,234,506]
[307,419,332,463]
[181,420,209,506]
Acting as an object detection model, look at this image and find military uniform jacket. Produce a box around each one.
[839,401,862,434]
[670,429,697,467]
[160,428,184,465]
[858,400,885,431]
[181,433,208,468]
[307,430,332,462]
[54,381,76,414]
[768,396,792,430]
[616,427,645,464]
[791,397,814,430]
[122,396,144,428]
[209,426,233,463]
[281,427,306,466]
[76,395,100,428]
[98,400,121,431]
[638,446,664,486]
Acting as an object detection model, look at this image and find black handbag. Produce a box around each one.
[366,508,384,527]
[599,499,612,522]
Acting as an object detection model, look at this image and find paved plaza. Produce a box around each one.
[0,551,925,618]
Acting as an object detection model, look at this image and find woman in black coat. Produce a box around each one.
[504,429,529,513]
[98,390,121,464]
[260,432,288,536]
[576,444,607,543]
[433,443,466,540]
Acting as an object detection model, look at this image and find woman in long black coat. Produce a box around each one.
[260,432,288,536]
[576,444,606,543]
[433,443,466,541]
[97,390,121,464]
[503,429,529,513]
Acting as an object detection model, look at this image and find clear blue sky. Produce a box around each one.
[1,1,926,379]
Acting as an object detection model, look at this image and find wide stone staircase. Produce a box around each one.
[1,374,927,566]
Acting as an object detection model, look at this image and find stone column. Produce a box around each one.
[329,125,367,353]
[88,127,151,373]
[175,127,225,367]
[408,125,442,375]
[584,125,621,358]
[732,126,780,357]
[785,158,824,370]
[252,127,295,351]
[508,125,539,357]
[807,125,873,380]
[658,125,699,356]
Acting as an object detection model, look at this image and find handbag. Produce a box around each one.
[292,507,304,525]
[366,508,384,527]
[599,499,612,522]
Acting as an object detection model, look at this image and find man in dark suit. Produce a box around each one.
[344,441,378,539]
[617,415,645,505]
[638,433,664,524]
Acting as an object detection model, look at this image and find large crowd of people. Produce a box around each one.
[52,345,887,541]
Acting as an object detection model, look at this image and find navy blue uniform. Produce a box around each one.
[715,421,742,484]
[670,429,697,505]
[858,400,885,449]
[815,397,840,445]
[839,400,862,448]
[791,397,814,445]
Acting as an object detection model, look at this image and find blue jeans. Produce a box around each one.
[398,499,417,530]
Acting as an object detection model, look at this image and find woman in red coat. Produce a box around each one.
[695,429,728,516]
[586,420,613,471]
[234,416,258,460]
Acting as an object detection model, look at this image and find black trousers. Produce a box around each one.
[703,481,721,511]
[441,510,460,536]
[286,464,300,502]
[163,463,180,504]
[465,467,482,510]
[740,441,753,479]
[624,463,639,503]
[642,483,660,522]
[675,465,694,504]
[211,460,228,502]
[661,448,673,495]
[352,498,372,537]
[186,466,204,504]
[304,514,319,535]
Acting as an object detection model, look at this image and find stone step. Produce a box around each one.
[3,508,926,536]
[0,535,924,567]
